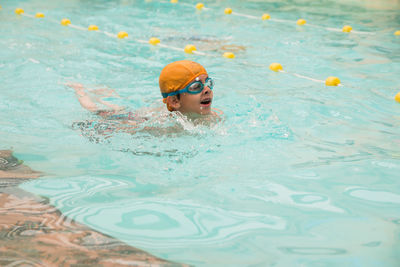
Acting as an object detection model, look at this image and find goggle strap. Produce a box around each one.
[161,91,179,98]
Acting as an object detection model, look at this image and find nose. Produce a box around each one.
[202,85,211,95]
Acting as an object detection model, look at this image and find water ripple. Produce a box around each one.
[346,187,400,204]
[21,176,287,249]
[75,199,286,248]
[278,246,347,255]
[247,182,343,213]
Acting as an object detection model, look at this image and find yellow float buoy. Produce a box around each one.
[117,31,128,39]
[184,44,197,54]
[224,8,232,15]
[149,37,160,45]
[325,76,340,86]
[196,3,204,10]
[395,92,400,103]
[61,18,71,26]
[223,52,235,59]
[297,19,306,26]
[394,30,400,36]
[269,63,283,72]
[88,25,99,31]
[171,0,178,3]
[342,25,352,33]
[15,8,24,15]
[35,12,45,18]
[262,14,271,20]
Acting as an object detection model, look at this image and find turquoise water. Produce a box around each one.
[1,0,400,265]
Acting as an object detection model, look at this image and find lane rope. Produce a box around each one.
[12,5,394,88]
[165,1,376,35]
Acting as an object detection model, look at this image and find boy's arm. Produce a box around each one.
[67,83,125,114]
[68,83,100,112]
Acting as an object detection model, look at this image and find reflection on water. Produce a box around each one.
[0,150,185,267]
[0,187,185,267]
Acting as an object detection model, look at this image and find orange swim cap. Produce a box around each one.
[159,60,207,110]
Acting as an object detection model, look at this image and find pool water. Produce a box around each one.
[1,0,400,266]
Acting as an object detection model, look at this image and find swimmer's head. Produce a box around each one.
[159,60,213,115]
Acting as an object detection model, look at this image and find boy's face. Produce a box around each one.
[174,74,213,115]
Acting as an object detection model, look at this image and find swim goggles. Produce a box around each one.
[161,77,214,98]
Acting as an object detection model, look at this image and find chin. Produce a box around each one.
[199,107,212,115]
[199,103,212,114]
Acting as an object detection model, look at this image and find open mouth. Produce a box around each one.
[200,98,212,107]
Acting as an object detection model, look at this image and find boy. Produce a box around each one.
[68,60,222,136]
[70,60,221,120]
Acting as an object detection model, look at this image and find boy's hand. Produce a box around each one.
[65,82,86,97]
[65,82,84,90]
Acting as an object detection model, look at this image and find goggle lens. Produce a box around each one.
[205,78,214,89]
[188,82,203,93]
[187,78,214,94]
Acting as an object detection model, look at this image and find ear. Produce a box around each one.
[166,95,181,111]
